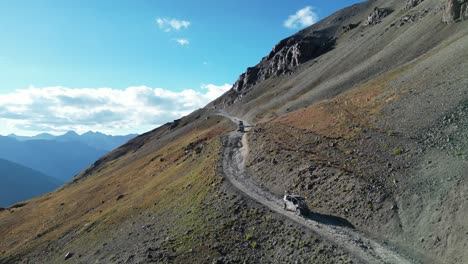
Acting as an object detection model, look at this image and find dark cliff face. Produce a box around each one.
[225,32,335,103]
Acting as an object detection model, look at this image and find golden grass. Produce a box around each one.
[274,65,414,138]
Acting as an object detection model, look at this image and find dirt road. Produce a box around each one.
[218,111,415,264]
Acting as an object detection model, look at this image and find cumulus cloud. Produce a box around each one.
[175,38,190,46]
[0,84,231,135]
[284,6,318,29]
[156,18,190,32]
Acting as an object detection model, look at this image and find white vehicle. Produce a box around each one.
[283,194,310,216]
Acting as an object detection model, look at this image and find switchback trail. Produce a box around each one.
[218,111,415,264]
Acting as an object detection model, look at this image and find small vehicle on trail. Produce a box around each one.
[283,193,310,216]
[237,121,245,132]
[237,121,254,133]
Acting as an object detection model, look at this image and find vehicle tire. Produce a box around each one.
[295,208,302,216]
[283,203,287,210]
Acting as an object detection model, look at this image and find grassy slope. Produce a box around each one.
[0,114,228,261]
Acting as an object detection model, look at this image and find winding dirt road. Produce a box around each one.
[218,111,415,264]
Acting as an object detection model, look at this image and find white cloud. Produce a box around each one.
[284,6,318,29]
[175,38,190,46]
[156,18,191,32]
[201,84,231,99]
[0,84,231,135]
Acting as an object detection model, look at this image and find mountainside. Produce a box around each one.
[0,136,107,182]
[8,131,137,151]
[0,0,467,263]
[0,159,60,208]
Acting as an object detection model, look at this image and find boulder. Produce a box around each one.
[443,0,468,23]
[64,252,74,260]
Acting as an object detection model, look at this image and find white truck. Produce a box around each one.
[283,193,310,216]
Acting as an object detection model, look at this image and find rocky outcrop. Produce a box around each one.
[365,7,393,25]
[233,67,260,92]
[342,22,361,32]
[405,0,425,9]
[232,33,335,93]
[392,8,430,27]
[443,0,468,23]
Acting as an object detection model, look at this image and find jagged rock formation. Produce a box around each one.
[443,0,468,23]
[405,0,424,9]
[232,34,335,94]
[365,7,393,25]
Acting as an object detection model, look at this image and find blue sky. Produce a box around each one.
[0,0,362,135]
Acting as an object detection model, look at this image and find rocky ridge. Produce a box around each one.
[229,33,335,100]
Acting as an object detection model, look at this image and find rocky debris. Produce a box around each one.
[231,33,335,95]
[64,252,74,260]
[184,138,207,155]
[342,22,361,32]
[365,7,393,25]
[116,194,125,201]
[405,0,425,10]
[391,9,430,27]
[422,100,468,157]
[443,0,468,23]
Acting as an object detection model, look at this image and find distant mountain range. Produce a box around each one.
[0,131,137,183]
[0,136,108,183]
[0,131,136,207]
[8,131,138,151]
[0,158,61,207]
